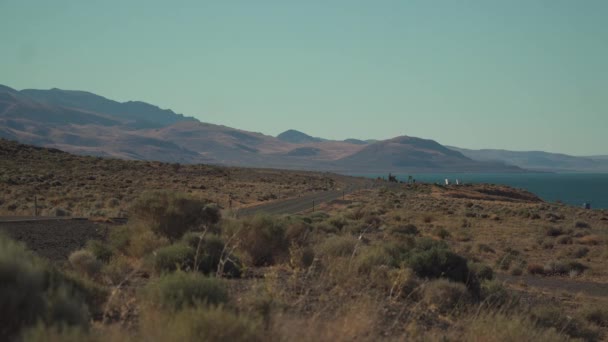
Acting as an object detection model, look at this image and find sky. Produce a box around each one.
[1,0,607,156]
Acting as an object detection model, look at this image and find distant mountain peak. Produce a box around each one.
[277,129,323,143]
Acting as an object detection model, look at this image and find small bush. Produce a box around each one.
[85,240,113,263]
[153,244,195,273]
[468,262,494,281]
[434,227,451,240]
[481,280,517,309]
[527,264,545,275]
[574,221,591,229]
[422,279,471,314]
[238,214,288,266]
[142,271,228,311]
[182,233,241,277]
[476,243,495,254]
[130,191,219,241]
[406,239,472,287]
[68,250,102,278]
[495,250,520,271]
[545,227,563,237]
[555,235,573,245]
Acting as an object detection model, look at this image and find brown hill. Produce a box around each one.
[0,85,523,173]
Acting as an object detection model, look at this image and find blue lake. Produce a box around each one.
[356,173,608,209]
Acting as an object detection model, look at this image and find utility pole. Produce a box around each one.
[34,194,38,217]
[312,200,315,212]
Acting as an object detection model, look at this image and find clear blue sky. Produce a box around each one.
[1,1,607,155]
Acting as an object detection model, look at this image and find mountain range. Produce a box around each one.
[1,84,603,173]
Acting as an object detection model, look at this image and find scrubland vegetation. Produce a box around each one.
[0,139,350,217]
[3,182,608,341]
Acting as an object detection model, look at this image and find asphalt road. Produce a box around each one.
[236,182,378,217]
[497,274,608,298]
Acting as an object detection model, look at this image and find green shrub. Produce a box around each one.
[181,233,241,277]
[140,306,262,342]
[153,244,195,273]
[406,239,470,284]
[575,221,591,229]
[68,250,102,278]
[85,240,113,263]
[468,262,494,281]
[130,191,219,241]
[142,271,228,311]
[422,279,471,314]
[238,215,288,266]
[0,235,91,339]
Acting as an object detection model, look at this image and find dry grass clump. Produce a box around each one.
[316,235,358,258]
[422,279,471,314]
[139,306,263,342]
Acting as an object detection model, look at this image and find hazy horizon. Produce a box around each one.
[1,1,607,155]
